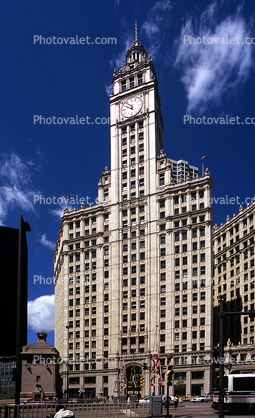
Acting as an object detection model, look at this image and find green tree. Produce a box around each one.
[174,380,186,396]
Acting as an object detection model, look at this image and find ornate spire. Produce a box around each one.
[135,21,138,42]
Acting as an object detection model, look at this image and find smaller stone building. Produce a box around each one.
[20,331,62,401]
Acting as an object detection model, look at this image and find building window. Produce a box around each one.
[159,174,165,186]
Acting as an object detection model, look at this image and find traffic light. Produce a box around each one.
[140,374,145,387]
[166,365,173,386]
[143,362,148,370]
[12,368,18,382]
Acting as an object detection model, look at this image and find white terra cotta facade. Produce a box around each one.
[54,39,214,400]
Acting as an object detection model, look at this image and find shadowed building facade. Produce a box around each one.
[20,331,62,401]
[213,200,255,374]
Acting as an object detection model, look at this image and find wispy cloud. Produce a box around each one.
[109,36,133,70]
[142,0,172,58]
[49,195,69,220]
[40,234,55,250]
[0,153,39,225]
[28,294,55,332]
[174,2,253,114]
[105,83,112,95]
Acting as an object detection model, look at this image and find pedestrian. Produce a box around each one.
[174,394,179,409]
[54,405,74,418]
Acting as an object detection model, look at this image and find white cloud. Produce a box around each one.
[174,2,253,114]
[141,0,172,58]
[142,22,160,39]
[109,1,172,70]
[50,207,66,219]
[40,234,55,251]
[28,295,55,332]
[0,153,39,225]
[105,83,112,95]
[110,37,133,70]
[49,195,69,220]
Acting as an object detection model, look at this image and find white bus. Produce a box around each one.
[212,374,255,412]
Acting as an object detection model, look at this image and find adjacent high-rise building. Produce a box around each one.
[213,200,255,373]
[54,37,214,399]
[0,224,28,395]
[0,225,28,356]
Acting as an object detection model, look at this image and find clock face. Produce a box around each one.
[121,97,143,118]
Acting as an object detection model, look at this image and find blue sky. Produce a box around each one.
[1,0,255,346]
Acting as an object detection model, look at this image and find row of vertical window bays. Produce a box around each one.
[243,336,255,345]
[68,254,207,267]
[67,274,209,293]
[121,204,208,224]
[66,360,109,371]
[68,302,207,318]
[174,343,207,353]
[121,139,144,154]
[67,243,208,271]
[215,213,254,243]
[67,324,148,335]
[66,242,208,270]
[68,291,207,308]
[66,312,207,334]
[66,204,207,236]
[216,259,254,276]
[215,274,255,292]
[68,216,109,229]
[174,330,207,342]
[65,360,208,373]
[214,291,255,310]
[215,231,254,254]
[68,338,207,356]
[67,234,207,261]
[67,276,208,296]
[66,228,145,250]
[215,243,255,265]
[122,181,206,208]
[121,74,144,91]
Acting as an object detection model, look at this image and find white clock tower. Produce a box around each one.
[109,37,164,204]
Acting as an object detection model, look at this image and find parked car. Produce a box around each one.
[191,394,212,403]
[24,399,45,404]
[162,395,183,406]
[139,396,152,405]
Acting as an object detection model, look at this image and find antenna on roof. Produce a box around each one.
[135,21,138,42]
[201,156,206,176]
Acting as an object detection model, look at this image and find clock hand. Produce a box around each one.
[125,104,133,109]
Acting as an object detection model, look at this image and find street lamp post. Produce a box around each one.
[166,355,173,418]
[218,297,225,418]
[66,326,70,403]
[116,351,120,400]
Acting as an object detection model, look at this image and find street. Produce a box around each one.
[1,402,255,418]
[165,402,255,417]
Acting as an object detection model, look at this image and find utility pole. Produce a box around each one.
[166,355,173,418]
[218,297,224,418]
[66,326,70,403]
[116,351,120,399]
